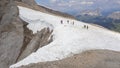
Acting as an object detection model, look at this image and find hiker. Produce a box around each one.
[67,20,69,24]
[87,26,89,29]
[73,21,74,25]
[61,20,63,24]
[84,25,86,28]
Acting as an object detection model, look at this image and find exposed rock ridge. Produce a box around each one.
[17,28,53,62]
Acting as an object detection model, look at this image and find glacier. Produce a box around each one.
[10,6,120,68]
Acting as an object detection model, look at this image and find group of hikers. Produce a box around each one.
[84,25,89,29]
[60,20,89,29]
[60,20,74,25]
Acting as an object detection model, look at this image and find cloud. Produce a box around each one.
[57,1,72,7]
[36,0,120,14]
[57,0,77,7]
[57,0,94,8]
[80,1,94,5]
[117,1,120,4]
[50,0,57,3]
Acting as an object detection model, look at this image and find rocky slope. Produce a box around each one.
[0,0,53,68]
[18,50,120,68]
[0,0,24,68]
[15,0,75,19]
[17,28,53,62]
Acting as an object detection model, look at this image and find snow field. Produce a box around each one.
[10,6,120,68]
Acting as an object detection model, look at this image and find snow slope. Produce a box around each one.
[10,6,120,68]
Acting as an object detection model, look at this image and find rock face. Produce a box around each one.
[18,50,120,68]
[17,28,53,62]
[0,0,24,68]
[0,0,53,68]
[108,11,120,20]
[22,0,36,6]
[15,0,36,6]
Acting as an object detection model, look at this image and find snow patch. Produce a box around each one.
[10,6,120,68]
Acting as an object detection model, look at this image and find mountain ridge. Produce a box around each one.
[15,0,75,19]
[0,0,120,68]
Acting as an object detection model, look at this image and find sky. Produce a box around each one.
[35,0,120,15]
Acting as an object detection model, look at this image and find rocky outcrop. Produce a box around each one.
[0,0,53,68]
[15,0,36,6]
[0,0,8,21]
[0,0,24,68]
[18,50,120,68]
[17,28,53,62]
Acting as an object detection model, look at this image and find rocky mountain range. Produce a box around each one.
[0,0,120,68]
[76,9,120,32]
[108,11,120,20]
[76,9,101,17]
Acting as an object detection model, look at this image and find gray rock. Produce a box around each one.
[17,28,53,62]
[0,1,24,68]
[14,0,36,6]
[0,0,9,21]
[22,0,36,6]
[18,50,120,68]
[0,1,54,68]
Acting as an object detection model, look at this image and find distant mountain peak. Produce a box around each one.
[108,11,120,20]
[76,9,101,17]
